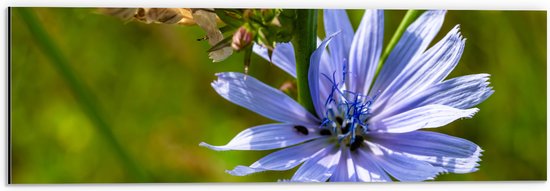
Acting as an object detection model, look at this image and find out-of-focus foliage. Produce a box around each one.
[11,8,546,183]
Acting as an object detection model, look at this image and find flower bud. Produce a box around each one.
[231,26,254,51]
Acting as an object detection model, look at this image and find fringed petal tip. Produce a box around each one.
[210,80,220,89]
[213,72,233,79]
[225,165,265,176]
[448,24,466,41]
[373,105,482,133]
[417,166,448,180]
[447,146,484,174]
[478,146,485,154]
[210,73,229,94]
[463,108,480,118]
[199,142,230,151]
[225,167,247,176]
[472,146,484,163]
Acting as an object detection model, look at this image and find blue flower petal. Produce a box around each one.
[370,130,483,173]
[212,72,319,124]
[383,74,493,115]
[348,9,384,95]
[354,147,392,182]
[199,123,322,151]
[226,138,330,176]
[370,104,479,133]
[253,43,296,77]
[291,144,342,182]
[377,25,466,109]
[330,148,358,182]
[370,10,446,99]
[208,9,491,182]
[365,142,446,181]
[309,33,339,118]
[419,74,494,109]
[316,38,335,104]
[323,9,354,83]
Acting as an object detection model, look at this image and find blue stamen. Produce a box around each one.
[320,118,331,127]
[319,68,380,147]
[362,124,370,134]
[341,59,347,84]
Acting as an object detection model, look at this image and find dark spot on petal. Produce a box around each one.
[320,129,332,136]
[341,123,351,134]
[294,125,308,135]
[335,116,344,125]
[350,136,364,151]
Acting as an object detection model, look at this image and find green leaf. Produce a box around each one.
[215,9,244,28]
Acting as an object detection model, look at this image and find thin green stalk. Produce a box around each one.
[374,10,424,78]
[17,8,149,182]
[292,9,318,115]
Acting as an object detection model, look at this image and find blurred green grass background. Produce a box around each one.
[10,8,547,183]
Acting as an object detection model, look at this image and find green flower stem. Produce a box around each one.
[374,10,424,78]
[292,9,318,116]
[17,8,149,182]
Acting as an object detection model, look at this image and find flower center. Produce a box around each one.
[319,70,377,151]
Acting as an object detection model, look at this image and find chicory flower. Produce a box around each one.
[201,10,493,182]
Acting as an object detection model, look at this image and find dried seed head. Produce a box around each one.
[134,8,148,22]
[100,8,196,25]
[99,8,231,62]
[177,9,195,25]
[146,8,192,25]
[192,9,233,62]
